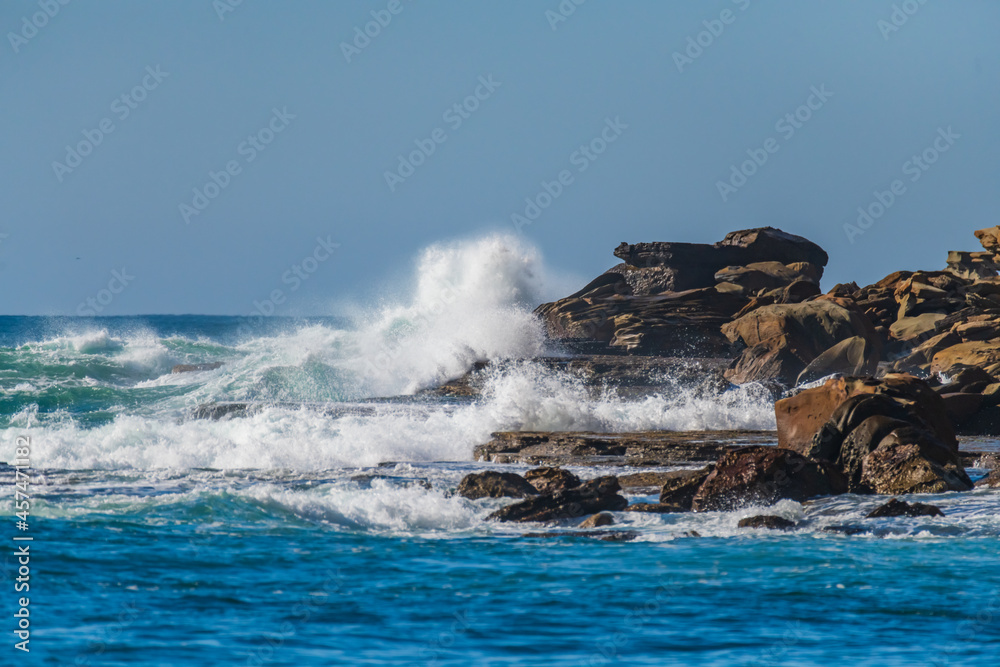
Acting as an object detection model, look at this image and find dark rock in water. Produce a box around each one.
[171,362,224,374]
[737,515,796,530]
[975,470,1000,487]
[524,467,580,494]
[658,467,712,508]
[524,530,638,542]
[861,432,972,495]
[623,502,687,513]
[866,498,944,518]
[457,471,538,500]
[691,446,843,512]
[488,476,628,523]
[616,470,687,492]
[475,430,774,468]
[579,512,615,528]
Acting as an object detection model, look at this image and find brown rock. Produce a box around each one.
[457,471,538,500]
[932,340,1000,378]
[524,467,581,494]
[722,299,880,385]
[796,336,879,385]
[579,512,615,528]
[691,446,843,512]
[889,313,947,342]
[775,374,957,454]
[974,226,1000,252]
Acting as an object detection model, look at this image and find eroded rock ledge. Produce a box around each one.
[474,430,776,467]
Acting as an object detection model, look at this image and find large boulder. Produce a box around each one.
[775,375,956,454]
[774,374,970,494]
[691,446,843,512]
[457,471,538,500]
[487,476,628,522]
[722,298,880,385]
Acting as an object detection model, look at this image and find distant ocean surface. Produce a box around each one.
[3,235,999,665]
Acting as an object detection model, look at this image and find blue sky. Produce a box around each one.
[2,0,998,315]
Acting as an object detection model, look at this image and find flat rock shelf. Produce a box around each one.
[474,430,778,467]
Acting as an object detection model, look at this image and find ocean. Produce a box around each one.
[3,236,999,665]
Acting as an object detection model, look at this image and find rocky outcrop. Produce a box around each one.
[487,476,628,522]
[690,446,844,512]
[774,375,972,495]
[524,467,580,494]
[866,498,944,518]
[457,471,538,500]
[737,515,796,530]
[535,285,747,356]
[475,431,775,467]
[535,227,828,356]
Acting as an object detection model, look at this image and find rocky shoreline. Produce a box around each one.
[191,225,1000,534]
[459,225,1000,531]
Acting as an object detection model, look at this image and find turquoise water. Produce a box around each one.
[3,316,999,665]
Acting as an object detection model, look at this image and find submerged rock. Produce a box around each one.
[171,362,224,373]
[866,498,944,518]
[737,515,796,530]
[487,476,628,523]
[524,467,581,494]
[457,471,538,500]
